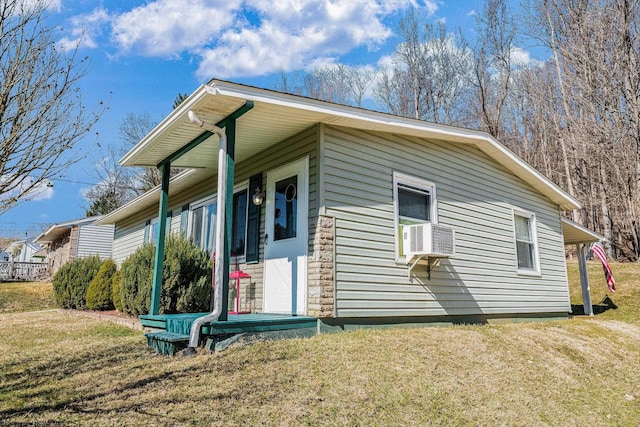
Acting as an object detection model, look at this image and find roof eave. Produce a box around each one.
[120,85,214,167]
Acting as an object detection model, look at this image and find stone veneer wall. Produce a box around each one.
[307,215,335,318]
[68,226,79,262]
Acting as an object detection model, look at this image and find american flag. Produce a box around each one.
[590,242,616,292]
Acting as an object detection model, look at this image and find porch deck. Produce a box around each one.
[140,312,318,354]
[139,312,318,335]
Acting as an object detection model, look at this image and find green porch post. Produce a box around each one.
[150,163,171,315]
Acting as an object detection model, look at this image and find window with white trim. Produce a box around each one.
[145,218,158,244]
[145,211,172,244]
[513,210,540,274]
[393,172,437,259]
[189,198,216,253]
[188,188,249,259]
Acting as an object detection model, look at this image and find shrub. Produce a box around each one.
[120,243,155,316]
[52,255,103,309]
[111,269,124,312]
[120,235,212,316]
[86,259,117,311]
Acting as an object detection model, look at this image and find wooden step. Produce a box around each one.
[144,331,189,356]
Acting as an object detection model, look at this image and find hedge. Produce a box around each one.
[52,255,103,310]
[120,235,212,316]
[86,259,117,311]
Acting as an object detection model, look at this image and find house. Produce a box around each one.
[98,80,601,334]
[35,216,115,275]
[4,240,43,263]
[0,240,47,281]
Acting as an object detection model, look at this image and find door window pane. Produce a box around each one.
[274,175,297,241]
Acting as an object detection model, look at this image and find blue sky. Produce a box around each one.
[1,0,533,239]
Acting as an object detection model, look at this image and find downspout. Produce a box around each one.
[185,111,227,353]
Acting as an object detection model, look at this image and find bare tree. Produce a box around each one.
[118,112,160,191]
[374,15,470,125]
[469,0,516,139]
[84,144,139,216]
[394,9,429,120]
[0,0,103,214]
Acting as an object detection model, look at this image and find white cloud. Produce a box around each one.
[510,46,531,67]
[58,8,110,52]
[376,53,396,70]
[68,0,422,79]
[195,0,404,78]
[0,176,54,202]
[111,0,239,57]
[422,0,438,15]
[16,0,61,12]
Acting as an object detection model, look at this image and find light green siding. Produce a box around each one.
[322,125,569,318]
[111,126,319,313]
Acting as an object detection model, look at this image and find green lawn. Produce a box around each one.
[0,262,639,426]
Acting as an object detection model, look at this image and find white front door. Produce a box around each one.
[263,157,308,315]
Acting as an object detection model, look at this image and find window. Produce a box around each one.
[513,210,540,274]
[145,218,158,244]
[144,212,172,244]
[393,172,437,259]
[189,188,249,259]
[189,199,217,253]
[231,190,248,256]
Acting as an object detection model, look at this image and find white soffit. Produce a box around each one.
[96,169,210,225]
[562,217,603,245]
[119,79,581,211]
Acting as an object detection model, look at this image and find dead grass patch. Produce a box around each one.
[0,281,56,313]
[567,261,640,324]
[0,263,639,425]
[1,311,640,426]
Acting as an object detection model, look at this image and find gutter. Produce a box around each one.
[184,111,228,354]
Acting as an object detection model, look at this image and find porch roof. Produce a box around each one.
[100,79,581,225]
[562,217,603,245]
[35,216,103,244]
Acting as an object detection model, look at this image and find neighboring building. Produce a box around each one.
[35,216,115,275]
[4,240,43,263]
[98,80,601,326]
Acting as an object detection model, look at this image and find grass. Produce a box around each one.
[0,281,57,313]
[0,262,639,425]
[567,260,640,324]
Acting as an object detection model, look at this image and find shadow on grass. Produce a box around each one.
[0,339,204,424]
[571,295,618,316]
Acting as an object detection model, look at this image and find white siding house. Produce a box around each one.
[98,80,600,326]
[35,216,114,275]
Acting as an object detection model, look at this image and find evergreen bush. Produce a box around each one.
[120,235,212,316]
[86,259,117,311]
[111,269,124,312]
[52,255,103,309]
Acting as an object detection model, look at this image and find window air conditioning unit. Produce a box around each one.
[402,223,455,258]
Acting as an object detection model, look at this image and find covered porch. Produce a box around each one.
[109,81,325,354]
[141,313,318,355]
[562,217,604,316]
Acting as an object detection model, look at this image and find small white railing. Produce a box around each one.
[0,261,49,281]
